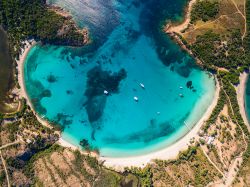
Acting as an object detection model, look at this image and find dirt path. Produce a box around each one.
[183,14,228,35]
[230,0,247,40]
[0,140,20,150]
[0,150,10,187]
[221,82,248,186]
[200,147,225,177]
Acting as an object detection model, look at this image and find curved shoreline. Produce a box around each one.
[16,41,54,130]
[237,72,250,132]
[100,80,220,170]
[16,0,222,169]
[18,39,220,170]
[165,0,196,34]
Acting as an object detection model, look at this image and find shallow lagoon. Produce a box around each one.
[24,0,216,157]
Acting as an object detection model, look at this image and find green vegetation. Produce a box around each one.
[152,146,222,186]
[0,0,85,59]
[191,0,219,23]
[234,1,250,184]
[23,144,139,186]
[72,150,94,181]
[218,71,250,178]
[126,166,152,187]
[24,144,63,178]
[0,171,6,186]
[244,0,250,79]
[203,88,225,132]
[5,121,20,141]
[190,30,248,84]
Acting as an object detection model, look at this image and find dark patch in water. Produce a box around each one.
[127,29,141,42]
[53,113,73,129]
[136,0,199,76]
[66,90,74,95]
[31,98,47,115]
[131,0,142,8]
[85,66,127,98]
[85,95,107,124]
[186,81,193,89]
[84,66,127,138]
[41,89,52,98]
[47,74,57,83]
[79,58,88,65]
[104,120,177,144]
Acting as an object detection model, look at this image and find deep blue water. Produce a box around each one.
[24,0,216,157]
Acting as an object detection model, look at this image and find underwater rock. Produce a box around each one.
[66,90,74,95]
[47,74,57,83]
[80,139,91,150]
[186,81,193,89]
[41,89,52,98]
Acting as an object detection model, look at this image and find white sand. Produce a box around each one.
[16,41,34,102]
[16,40,221,171]
[16,41,53,129]
[165,0,197,34]
[236,72,250,132]
[57,79,220,171]
[58,137,80,150]
[58,137,99,157]
[100,80,220,171]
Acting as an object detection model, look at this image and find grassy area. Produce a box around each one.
[180,0,248,84]
[151,146,222,186]
[23,145,139,187]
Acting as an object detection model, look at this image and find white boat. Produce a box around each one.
[179,86,183,89]
[104,90,109,95]
[140,83,145,89]
[179,94,184,97]
[134,96,139,102]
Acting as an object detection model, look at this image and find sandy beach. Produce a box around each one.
[100,80,220,170]
[16,41,53,129]
[236,72,250,131]
[165,0,197,34]
[14,0,222,171]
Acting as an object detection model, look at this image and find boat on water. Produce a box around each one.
[104,90,109,95]
[134,96,139,102]
[140,83,145,89]
[179,94,184,97]
[179,86,183,89]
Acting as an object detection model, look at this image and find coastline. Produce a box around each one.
[14,1,221,171]
[164,0,204,67]
[237,72,250,132]
[165,0,196,34]
[99,79,220,170]
[16,41,54,130]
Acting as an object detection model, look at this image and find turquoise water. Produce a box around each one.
[24,0,216,157]
[245,76,250,122]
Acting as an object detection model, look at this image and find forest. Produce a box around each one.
[190,29,249,84]
[0,0,85,59]
[191,0,219,23]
